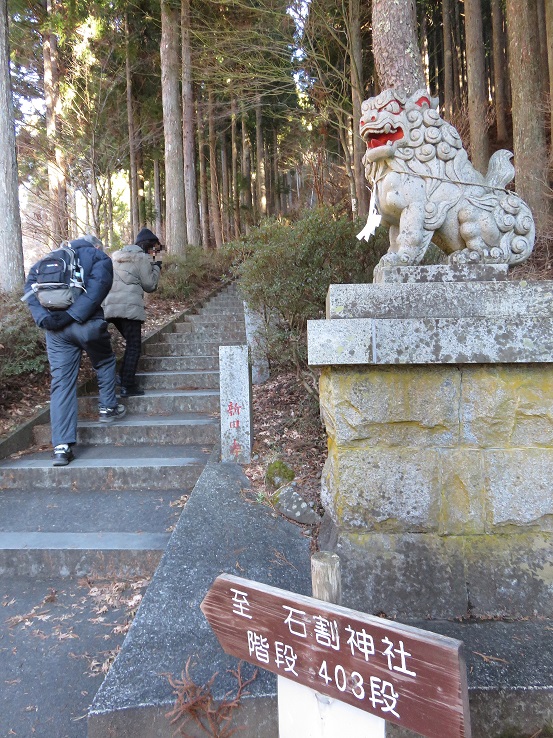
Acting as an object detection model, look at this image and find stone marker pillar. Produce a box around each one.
[307,265,553,620]
[219,345,253,464]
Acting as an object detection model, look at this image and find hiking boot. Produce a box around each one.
[98,404,127,423]
[52,444,74,466]
[121,386,145,397]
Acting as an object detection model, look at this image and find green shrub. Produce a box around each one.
[226,207,389,370]
[0,293,48,380]
[156,246,234,300]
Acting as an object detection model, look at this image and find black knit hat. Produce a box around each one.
[135,228,159,251]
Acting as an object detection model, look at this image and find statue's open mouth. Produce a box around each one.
[361,126,404,149]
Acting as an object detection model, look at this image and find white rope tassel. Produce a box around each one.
[357,186,381,241]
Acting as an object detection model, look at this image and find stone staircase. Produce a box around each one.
[0,282,247,737]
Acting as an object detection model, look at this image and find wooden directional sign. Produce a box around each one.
[201,574,471,738]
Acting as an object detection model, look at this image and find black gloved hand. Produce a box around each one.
[40,311,74,331]
[154,261,163,270]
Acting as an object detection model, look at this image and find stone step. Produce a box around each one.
[179,314,246,326]
[137,370,220,390]
[78,389,220,416]
[0,444,211,491]
[164,331,247,345]
[33,413,219,446]
[203,298,244,307]
[138,355,219,372]
[0,486,184,576]
[173,320,246,333]
[158,331,246,346]
[197,307,245,316]
[144,341,241,357]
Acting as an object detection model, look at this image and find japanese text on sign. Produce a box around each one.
[201,575,471,738]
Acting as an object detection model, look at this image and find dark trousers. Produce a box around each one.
[46,319,117,446]
[109,317,143,389]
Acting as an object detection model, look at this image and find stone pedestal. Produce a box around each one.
[307,267,553,620]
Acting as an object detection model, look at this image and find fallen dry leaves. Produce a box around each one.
[243,371,327,515]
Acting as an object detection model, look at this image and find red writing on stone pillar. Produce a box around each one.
[227,402,242,416]
[230,440,242,458]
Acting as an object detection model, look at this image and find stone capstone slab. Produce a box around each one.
[307,319,374,365]
[88,460,312,738]
[308,316,553,365]
[326,280,553,319]
[373,264,509,283]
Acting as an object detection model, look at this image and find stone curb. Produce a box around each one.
[88,452,312,738]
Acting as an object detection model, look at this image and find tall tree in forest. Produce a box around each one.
[181,0,200,246]
[42,0,68,244]
[160,0,187,254]
[505,0,549,231]
[347,0,368,218]
[490,0,508,142]
[0,0,24,291]
[464,0,489,173]
[442,0,454,118]
[208,88,223,248]
[125,14,140,239]
[372,0,425,93]
[546,0,553,165]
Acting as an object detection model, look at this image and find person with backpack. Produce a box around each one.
[103,227,163,397]
[23,234,126,467]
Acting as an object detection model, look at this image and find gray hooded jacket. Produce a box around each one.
[103,245,161,322]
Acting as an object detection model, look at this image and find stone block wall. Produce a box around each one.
[309,269,553,620]
[319,364,553,620]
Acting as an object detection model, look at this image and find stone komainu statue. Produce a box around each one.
[359,89,535,268]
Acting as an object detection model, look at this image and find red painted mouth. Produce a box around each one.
[365,127,404,149]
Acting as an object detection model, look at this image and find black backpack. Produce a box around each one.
[23,243,86,310]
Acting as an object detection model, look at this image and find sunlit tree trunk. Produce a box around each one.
[347,0,367,218]
[153,158,163,241]
[506,0,549,230]
[491,0,508,142]
[442,0,454,118]
[536,0,549,100]
[372,0,425,93]
[255,92,266,218]
[208,88,223,248]
[89,148,100,235]
[464,0,489,173]
[181,0,201,246]
[452,2,463,109]
[197,96,210,249]
[106,168,114,249]
[125,15,139,239]
[0,0,23,291]
[43,0,68,246]
[136,134,146,229]
[160,0,187,254]
[231,97,240,237]
[338,115,357,218]
[546,0,553,166]
[241,106,253,232]
[220,128,230,241]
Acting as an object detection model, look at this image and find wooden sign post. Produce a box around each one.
[201,574,471,738]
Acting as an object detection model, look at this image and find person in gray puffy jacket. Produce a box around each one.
[103,228,162,396]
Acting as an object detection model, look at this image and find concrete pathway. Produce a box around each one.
[0,283,248,737]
